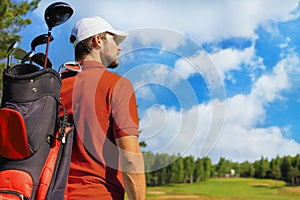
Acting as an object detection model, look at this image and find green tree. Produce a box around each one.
[270,156,282,180]
[176,156,185,183]
[166,156,177,184]
[291,155,300,185]
[254,156,270,178]
[139,140,147,148]
[143,152,155,185]
[151,154,170,185]
[193,157,212,182]
[289,166,299,186]
[168,156,184,184]
[281,156,292,182]
[216,157,231,177]
[203,157,212,179]
[240,161,255,177]
[194,158,204,182]
[184,156,195,183]
[0,0,40,91]
[293,154,300,185]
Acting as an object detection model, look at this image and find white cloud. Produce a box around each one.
[139,104,209,157]
[174,50,225,94]
[135,86,156,101]
[209,125,300,162]
[226,94,265,129]
[252,53,300,103]
[211,45,257,79]
[173,44,259,92]
[131,64,182,88]
[34,0,299,44]
[140,94,300,163]
[140,52,300,163]
[123,28,187,52]
[29,0,299,69]
[208,53,300,162]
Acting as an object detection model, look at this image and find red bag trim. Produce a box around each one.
[0,108,31,159]
[36,126,72,199]
[0,170,33,199]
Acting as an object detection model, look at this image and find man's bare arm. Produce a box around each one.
[116,136,146,200]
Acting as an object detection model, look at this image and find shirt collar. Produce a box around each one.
[80,60,106,69]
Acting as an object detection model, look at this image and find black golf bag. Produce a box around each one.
[0,63,74,200]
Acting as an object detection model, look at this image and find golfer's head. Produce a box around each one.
[70,16,126,67]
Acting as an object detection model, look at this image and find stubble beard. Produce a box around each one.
[107,59,119,69]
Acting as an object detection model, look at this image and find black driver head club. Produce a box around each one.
[6,41,18,68]
[31,53,53,68]
[43,2,73,69]
[44,2,74,31]
[31,34,54,51]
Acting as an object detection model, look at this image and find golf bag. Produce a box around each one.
[0,63,74,200]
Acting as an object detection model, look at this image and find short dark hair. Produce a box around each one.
[74,32,107,61]
[74,36,94,61]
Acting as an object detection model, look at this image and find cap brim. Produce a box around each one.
[115,35,126,44]
[109,30,127,44]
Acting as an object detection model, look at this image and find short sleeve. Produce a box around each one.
[111,77,139,138]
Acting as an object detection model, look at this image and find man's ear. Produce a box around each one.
[93,34,102,46]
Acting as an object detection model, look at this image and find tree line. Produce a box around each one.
[143,152,300,186]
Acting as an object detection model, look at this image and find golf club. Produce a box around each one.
[13,44,52,68]
[6,41,18,68]
[22,34,54,64]
[32,53,53,68]
[20,52,52,68]
[21,51,35,64]
[43,2,73,69]
[31,34,54,51]
[58,61,82,74]
[13,48,27,61]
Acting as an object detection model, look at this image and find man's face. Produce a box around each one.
[100,33,121,69]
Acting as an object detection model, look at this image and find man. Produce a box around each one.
[60,16,146,200]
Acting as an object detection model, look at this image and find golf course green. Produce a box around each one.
[145,178,300,200]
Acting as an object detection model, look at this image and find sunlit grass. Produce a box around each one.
[146,178,300,200]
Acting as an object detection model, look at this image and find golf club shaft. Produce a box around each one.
[7,56,11,69]
[44,31,51,69]
[6,41,18,69]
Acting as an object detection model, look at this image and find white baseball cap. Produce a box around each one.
[70,16,126,46]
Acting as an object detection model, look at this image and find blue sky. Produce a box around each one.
[18,0,300,163]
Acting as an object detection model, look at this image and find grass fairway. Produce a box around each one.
[146,178,300,200]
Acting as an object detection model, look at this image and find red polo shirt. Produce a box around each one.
[60,61,139,200]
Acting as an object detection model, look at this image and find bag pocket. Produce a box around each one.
[0,170,33,200]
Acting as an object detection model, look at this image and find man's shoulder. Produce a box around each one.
[103,70,122,79]
[103,70,131,85]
